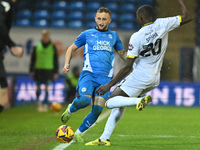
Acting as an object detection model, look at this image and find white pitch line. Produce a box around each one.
[118,134,200,139]
[53,110,111,150]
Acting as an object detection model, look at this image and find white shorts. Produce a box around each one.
[120,72,160,97]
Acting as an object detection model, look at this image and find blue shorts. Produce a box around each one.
[77,71,111,100]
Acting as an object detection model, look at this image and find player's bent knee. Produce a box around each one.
[73,96,91,108]
[94,96,106,107]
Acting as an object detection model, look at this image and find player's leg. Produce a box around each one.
[61,94,92,123]
[61,74,93,123]
[0,61,9,113]
[101,107,125,141]
[85,82,152,145]
[106,95,148,109]
[43,83,49,104]
[42,81,50,112]
[35,81,41,102]
[35,81,43,112]
[85,87,126,146]
[85,107,125,146]
[105,79,153,109]
[106,95,152,110]
[98,86,154,141]
[74,96,106,142]
[86,86,142,146]
[69,94,92,113]
[74,74,111,142]
[78,96,106,133]
[0,87,8,113]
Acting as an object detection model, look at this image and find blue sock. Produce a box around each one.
[70,96,91,113]
[43,91,48,104]
[79,105,103,133]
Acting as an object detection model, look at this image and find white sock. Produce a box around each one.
[100,107,125,141]
[75,129,82,135]
[106,96,141,109]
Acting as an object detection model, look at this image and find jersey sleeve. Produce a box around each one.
[74,31,86,47]
[158,15,182,32]
[0,2,16,48]
[126,33,139,59]
[113,33,123,50]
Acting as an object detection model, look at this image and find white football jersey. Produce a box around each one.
[127,16,181,83]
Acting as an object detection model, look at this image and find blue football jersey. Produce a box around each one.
[74,28,123,77]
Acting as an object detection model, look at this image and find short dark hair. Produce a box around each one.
[137,5,153,19]
[97,7,111,17]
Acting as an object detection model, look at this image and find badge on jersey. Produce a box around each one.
[81,87,87,93]
[128,44,134,51]
[108,34,113,39]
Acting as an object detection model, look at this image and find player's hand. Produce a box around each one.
[63,64,70,74]
[10,46,23,58]
[53,74,58,80]
[96,84,111,95]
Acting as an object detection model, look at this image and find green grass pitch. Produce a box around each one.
[0,104,200,150]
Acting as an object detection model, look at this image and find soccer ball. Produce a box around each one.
[50,102,62,112]
[56,125,74,143]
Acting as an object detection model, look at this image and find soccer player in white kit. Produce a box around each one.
[86,0,193,146]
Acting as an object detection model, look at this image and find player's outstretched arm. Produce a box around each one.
[178,0,193,25]
[63,43,79,74]
[0,2,16,48]
[96,57,135,95]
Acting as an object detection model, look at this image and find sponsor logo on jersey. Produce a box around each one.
[91,34,97,38]
[93,40,112,52]
[128,44,134,51]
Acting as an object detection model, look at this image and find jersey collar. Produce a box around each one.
[142,22,153,27]
[95,27,108,32]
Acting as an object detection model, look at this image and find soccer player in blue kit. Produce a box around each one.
[61,7,126,142]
